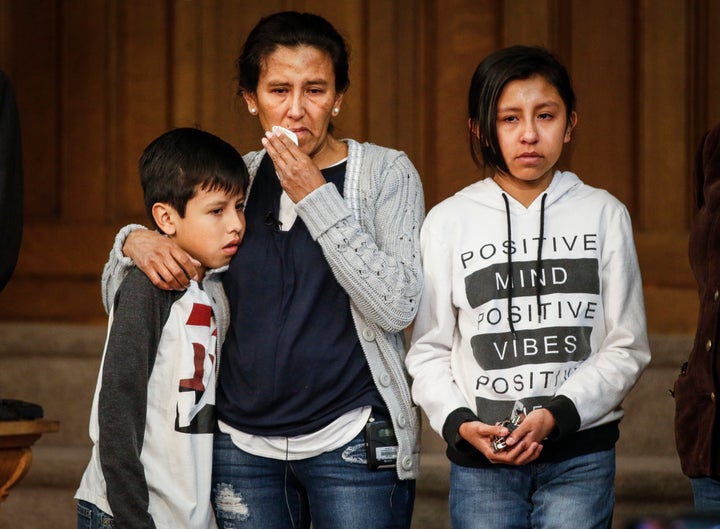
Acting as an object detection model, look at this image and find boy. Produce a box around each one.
[75,127,248,529]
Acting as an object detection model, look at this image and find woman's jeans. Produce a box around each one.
[77,500,114,529]
[211,430,415,529]
[449,448,615,529]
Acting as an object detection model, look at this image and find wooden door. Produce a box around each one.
[1,0,718,334]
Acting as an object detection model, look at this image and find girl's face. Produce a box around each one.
[494,75,576,190]
[243,45,345,166]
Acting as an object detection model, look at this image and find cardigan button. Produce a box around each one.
[707,339,713,351]
[712,392,716,402]
[379,373,391,387]
[402,455,413,470]
[397,413,407,428]
[715,290,719,302]
[362,328,376,341]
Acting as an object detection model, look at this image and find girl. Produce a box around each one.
[406,45,650,529]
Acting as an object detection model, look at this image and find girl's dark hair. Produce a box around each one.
[468,45,576,175]
[236,11,350,94]
[140,127,249,230]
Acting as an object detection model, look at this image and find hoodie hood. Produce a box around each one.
[456,170,583,336]
[457,170,583,212]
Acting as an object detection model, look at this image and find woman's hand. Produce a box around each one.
[123,230,200,290]
[262,130,326,203]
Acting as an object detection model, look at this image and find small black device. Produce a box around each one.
[364,415,398,470]
[491,401,526,453]
[0,399,44,420]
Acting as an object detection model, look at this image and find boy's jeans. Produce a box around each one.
[77,500,114,529]
[449,448,615,529]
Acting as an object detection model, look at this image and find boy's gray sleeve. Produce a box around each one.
[99,270,172,529]
[101,224,148,312]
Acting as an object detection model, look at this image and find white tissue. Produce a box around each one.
[272,125,298,145]
[270,126,298,231]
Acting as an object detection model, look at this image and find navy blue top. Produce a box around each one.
[218,155,383,436]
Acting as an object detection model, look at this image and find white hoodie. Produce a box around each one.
[407,171,650,454]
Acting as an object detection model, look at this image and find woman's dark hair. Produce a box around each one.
[237,11,350,94]
[468,45,576,175]
[140,127,249,230]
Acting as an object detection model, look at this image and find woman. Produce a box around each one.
[102,11,424,529]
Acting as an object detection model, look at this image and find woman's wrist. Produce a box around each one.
[114,224,147,262]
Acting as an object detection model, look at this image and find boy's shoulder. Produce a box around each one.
[118,266,170,295]
[112,267,184,315]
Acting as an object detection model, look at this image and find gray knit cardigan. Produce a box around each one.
[102,138,425,479]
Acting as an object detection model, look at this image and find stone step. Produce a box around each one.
[0,323,700,528]
[0,448,695,529]
[0,487,77,529]
[0,323,693,452]
[16,450,688,512]
[0,322,103,449]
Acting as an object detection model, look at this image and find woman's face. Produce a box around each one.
[495,75,576,187]
[243,45,344,163]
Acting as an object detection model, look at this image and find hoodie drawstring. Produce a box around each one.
[501,192,547,338]
[502,194,516,337]
[536,193,547,320]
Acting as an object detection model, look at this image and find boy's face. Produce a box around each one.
[166,187,246,275]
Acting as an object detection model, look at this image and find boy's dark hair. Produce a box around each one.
[468,45,576,175]
[236,11,350,95]
[139,127,249,230]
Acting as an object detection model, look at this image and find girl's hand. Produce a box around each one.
[262,130,326,203]
[123,230,200,290]
[458,420,543,465]
[504,408,556,447]
[499,408,556,463]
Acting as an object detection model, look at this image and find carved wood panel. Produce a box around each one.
[0,0,718,333]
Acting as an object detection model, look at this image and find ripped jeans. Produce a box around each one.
[211,431,415,529]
